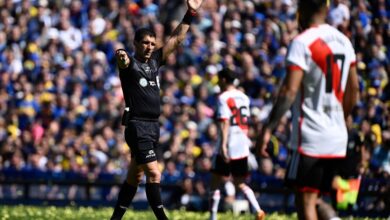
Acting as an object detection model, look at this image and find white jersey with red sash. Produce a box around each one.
[286,24,356,158]
[217,89,251,160]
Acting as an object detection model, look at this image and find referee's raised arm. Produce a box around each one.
[161,0,203,61]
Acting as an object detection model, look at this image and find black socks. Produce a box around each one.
[110,181,138,220]
[145,183,168,220]
[111,182,168,220]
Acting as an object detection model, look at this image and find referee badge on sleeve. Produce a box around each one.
[139,78,148,87]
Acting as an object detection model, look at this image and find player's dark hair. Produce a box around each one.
[218,68,237,84]
[299,0,327,16]
[134,28,156,43]
[298,0,328,29]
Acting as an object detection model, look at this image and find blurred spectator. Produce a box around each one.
[329,0,350,29]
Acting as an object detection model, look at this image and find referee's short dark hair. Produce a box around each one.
[218,68,237,84]
[134,27,156,43]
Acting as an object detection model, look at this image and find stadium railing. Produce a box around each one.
[0,177,388,218]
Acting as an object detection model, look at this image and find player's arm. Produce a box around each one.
[115,49,131,69]
[342,65,359,118]
[162,0,202,61]
[266,67,304,130]
[258,67,304,157]
[218,119,230,162]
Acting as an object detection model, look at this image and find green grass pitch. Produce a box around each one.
[0,205,387,220]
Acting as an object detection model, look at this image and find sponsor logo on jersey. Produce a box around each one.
[139,78,148,87]
[141,63,151,74]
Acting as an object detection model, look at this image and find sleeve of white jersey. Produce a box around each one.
[217,96,230,120]
[286,39,309,71]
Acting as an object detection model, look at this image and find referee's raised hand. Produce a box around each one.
[115,49,130,69]
[187,0,203,11]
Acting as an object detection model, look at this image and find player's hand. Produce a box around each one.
[257,127,271,157]
[115,49,130,69]
[187,0,203,11]
[220,147,230,163]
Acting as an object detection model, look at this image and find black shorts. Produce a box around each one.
[124,120,159,164]
[285,150,344,194]
[211,154,248,177]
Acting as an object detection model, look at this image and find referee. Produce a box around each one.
[110,1,203,220]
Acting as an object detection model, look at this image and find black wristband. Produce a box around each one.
[182,9,197,24]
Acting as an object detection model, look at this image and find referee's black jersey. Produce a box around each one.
[119,49,163,120]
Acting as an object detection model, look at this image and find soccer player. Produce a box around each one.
[110,1,203,220]
[209,68,265,220]
[257,0,359,220]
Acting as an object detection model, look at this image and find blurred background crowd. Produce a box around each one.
[0,0,389,213]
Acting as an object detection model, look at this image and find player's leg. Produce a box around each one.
[140,160,168,220]
[137,121,168,220]
[111,126,143,220]
[295,190,318,220]
[231,158,264,220]
[316,198,341,220]
[285,151,323,220]
[316,158,344,220]
[223,180,236,210]
[209,154,229,220]
[111,159,144,220]
[209,173,223,220]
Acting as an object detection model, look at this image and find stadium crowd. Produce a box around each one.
[0,0,389,213]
